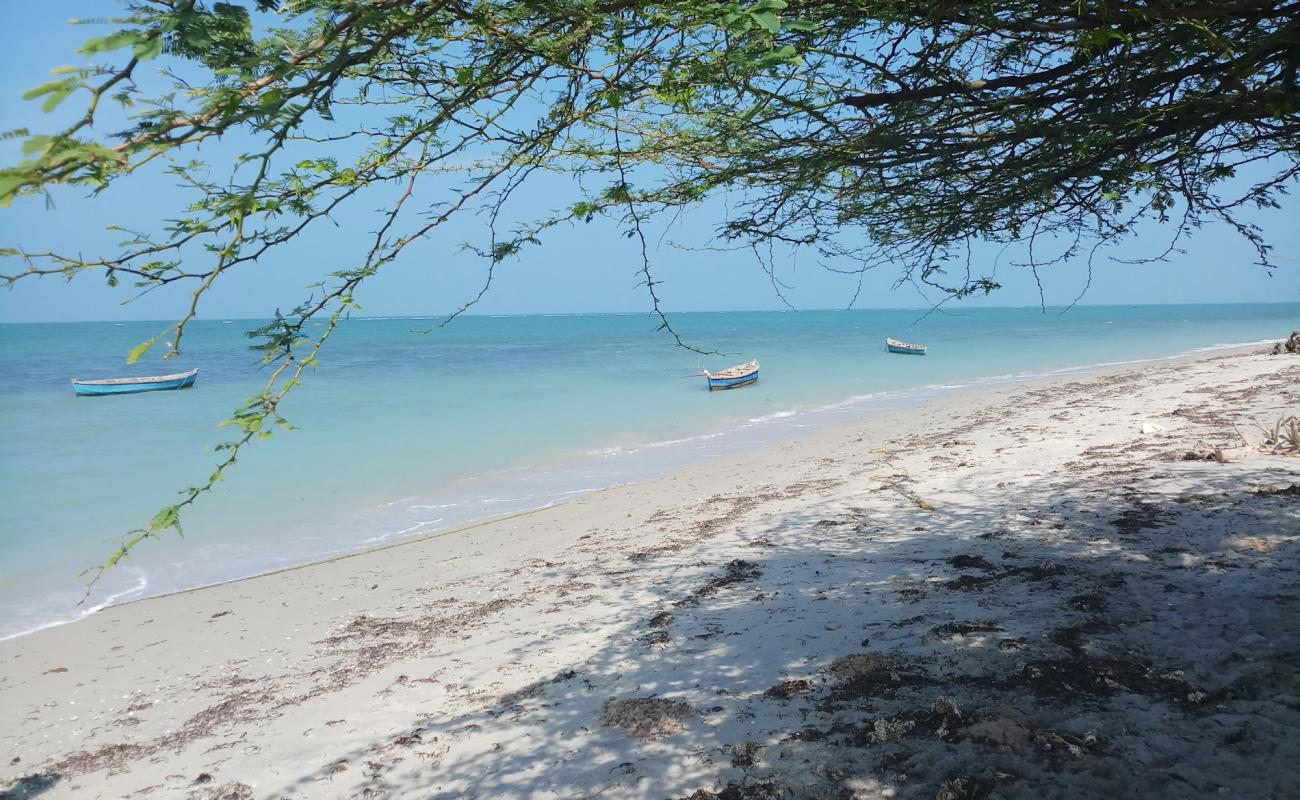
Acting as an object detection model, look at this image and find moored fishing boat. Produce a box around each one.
[704,359,759,390]
[72,368,199,397]
[885,337,927,355]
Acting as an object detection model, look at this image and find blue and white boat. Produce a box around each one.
[885,337,927,355]
[704,359,759,391]
[72,368,199,397]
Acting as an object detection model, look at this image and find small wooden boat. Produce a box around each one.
[704,359,759,391]
[885,337,927,355]
[72,368,199,397]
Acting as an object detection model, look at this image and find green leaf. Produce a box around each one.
[147,505,182,533]
[42,86,76,113]
[134,34,164,61]
[78,30,142,56]
[22,135,55,157]
[757,45,801,67]
[22,78,80,113]
[0,173,26,207]
[751,11,781,33]
[126,336,159,364]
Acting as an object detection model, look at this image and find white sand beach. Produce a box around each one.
[2,348,1297,800]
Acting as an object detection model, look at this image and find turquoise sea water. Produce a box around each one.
[1,304,1296,639]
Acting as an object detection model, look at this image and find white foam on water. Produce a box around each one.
[0,569,149,642]
[641,430,728,449]
[362,518,444,543]
[480,491,569,505]
[1187,338,1276,353]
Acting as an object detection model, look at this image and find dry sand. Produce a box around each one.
[1,348,1297,800]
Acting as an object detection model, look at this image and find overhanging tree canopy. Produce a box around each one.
[3,0,1298,575]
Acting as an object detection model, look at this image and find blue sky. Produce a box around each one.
[2,3,1298,323]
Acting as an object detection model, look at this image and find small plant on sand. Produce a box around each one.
[599,697,696,739]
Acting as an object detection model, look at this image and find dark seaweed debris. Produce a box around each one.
[932,621,1005,637]
[1111,502,1172,534]
[763,679,812,700]
[678,780,783,800]
[949,554,997,571]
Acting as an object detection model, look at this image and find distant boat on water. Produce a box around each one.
[704,359,759,391]
[885,337,927,355]
[72,369,199,397]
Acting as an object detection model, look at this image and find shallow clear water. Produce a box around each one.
[1,304,1296,639]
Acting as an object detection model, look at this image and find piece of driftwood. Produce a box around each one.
[1254,415,1300,454]
[1270,331,1300,355]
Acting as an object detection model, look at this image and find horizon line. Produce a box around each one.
[2,299,1298,325]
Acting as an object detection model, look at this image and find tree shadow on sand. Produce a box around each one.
[262,462,1299,800]
[0,772,61,800]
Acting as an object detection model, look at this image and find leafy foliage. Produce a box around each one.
[3,0,1298,581]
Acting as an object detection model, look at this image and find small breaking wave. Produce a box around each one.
[0,569,149,642]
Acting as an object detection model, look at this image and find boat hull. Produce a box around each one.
[886,343,926,355]
[885,337,927,355]
[704,359,760,390]
[72,371,198,396]
[707,372,759,390]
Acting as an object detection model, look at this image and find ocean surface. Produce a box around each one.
[1,304,1296,639]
